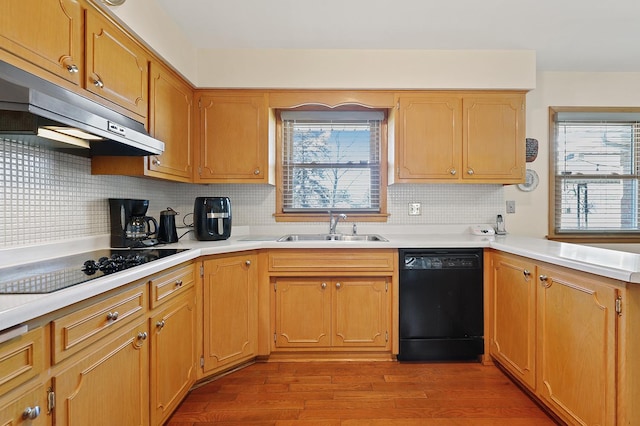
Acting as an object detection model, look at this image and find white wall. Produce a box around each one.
[195,49,536,89]
[505,72,640,238]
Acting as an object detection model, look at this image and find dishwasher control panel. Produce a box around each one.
[403,253,481,270]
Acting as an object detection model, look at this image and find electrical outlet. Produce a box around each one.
[506,200,516,214]
[409,202,421,216]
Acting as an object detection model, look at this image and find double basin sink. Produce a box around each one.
[278,233,388,242]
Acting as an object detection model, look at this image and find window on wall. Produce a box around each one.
[275,109,388,221]
[550,107,640,240]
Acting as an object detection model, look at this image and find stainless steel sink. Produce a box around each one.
[277,233,388,242]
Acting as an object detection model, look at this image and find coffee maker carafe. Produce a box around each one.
[109,198,158,247]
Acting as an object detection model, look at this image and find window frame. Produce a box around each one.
[274,105,389,222]
[548,106,640,242]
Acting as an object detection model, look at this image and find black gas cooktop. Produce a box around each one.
[0,248,187,294]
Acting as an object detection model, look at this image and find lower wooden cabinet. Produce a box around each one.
[149,287,197,425]
[488,252,536,390]
[0,380,49,425]
[536,264,618,426]
[52,318,150,426]
[202,252,258,374]
[274,277,389,350]
[488,251,624,426]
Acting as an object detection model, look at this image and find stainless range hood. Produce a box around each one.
[0,60,164,157]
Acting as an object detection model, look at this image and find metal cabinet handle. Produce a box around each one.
[92,75,104,88]
[467,168,475,175]
[321,282,327,289]
[22,406,40,420]
[156,320,166,329]
[539,274,551,288]
[175,279,183,287]
[450,169,457,175]
[335,282,341,289]
[523,269,531,278]
[66,64,79,73]
[245,260,251,266]
[106,311,119,321]
[152,158,161,166]
[253,169,260,175]
[137,331,148,340]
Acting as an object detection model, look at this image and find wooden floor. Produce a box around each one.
[165,361,559,425]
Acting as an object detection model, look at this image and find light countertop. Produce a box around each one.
[2,228,640,332]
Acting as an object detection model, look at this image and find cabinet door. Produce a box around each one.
[52,319,149,426]
[203,253,258,373]
[150,288,197,425]
[197,93,268,182]
[148,61,194,181]
[536,266,617,426]
[396,94,462,181]
[489,253,536,390]
[462,94,525,182]
[0,0,82,85]
[333,278,389,348]
[274,278,332,348]
[85,9,149,118]
[0,381,48,425]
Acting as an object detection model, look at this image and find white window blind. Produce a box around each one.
[553,111,640,234]
[281,111,383,213]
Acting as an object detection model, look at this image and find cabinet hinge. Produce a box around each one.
[385,331,388,342]
[396,101,400,110]
[274,332,277,343]
[198,166,202,176]
[200,264,204,277]
[616,295,623,315]
[47,387,55,413]
[274,282,277,291]
[200,356,205,368]
[198,98,202,109]
[385,281,388,292]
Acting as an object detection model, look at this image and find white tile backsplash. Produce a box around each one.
[1,139,505,248]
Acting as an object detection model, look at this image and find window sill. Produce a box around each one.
[274,213,389,223]
[547,234,640,243]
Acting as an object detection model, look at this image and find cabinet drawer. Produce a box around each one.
[269,249,395,272]
[0,327,44,396]
[149,262,195,308]
[52,285,147,364]
[0,381,48,425]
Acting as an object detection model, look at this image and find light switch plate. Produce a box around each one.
[506,200,516,214]
[409,202,421,216]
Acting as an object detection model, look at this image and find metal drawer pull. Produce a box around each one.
[245,260,251,266]
[106,311,119,321]
[137,332,148,340]
[523,269,531,278]
[321,282,327,289]
[66,64,79,73]
[23,406,40,420]
[175,279,183,287]
[336,282,341,289]
[152,158,161,166]
[450,169,457,175]
[156,320,166,329]
[92,76,104,88]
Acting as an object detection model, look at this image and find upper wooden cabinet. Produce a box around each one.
[92,61,195,182]
[396,94,462,180]
[463,94,525,182]
[394,92,525,184]
[195,91,269,183]
[0,0,83,85]
[85,7,150,118]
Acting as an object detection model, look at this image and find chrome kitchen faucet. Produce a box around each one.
[328,211,347,235]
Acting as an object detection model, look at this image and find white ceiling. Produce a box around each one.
[154,0,640,72]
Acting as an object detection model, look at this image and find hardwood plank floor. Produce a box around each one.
[165,361,559,425]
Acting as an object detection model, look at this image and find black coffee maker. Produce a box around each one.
[194,197,231,240]
[109,198,158,248]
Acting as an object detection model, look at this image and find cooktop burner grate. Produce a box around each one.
[0,248,187,294]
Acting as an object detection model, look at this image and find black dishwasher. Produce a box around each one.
[398,248,484,361]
